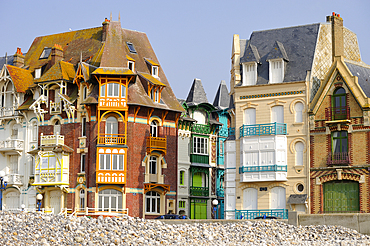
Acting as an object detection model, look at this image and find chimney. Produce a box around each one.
[327,12,344,61]
[13,47,25,67]
[51,44,64,65]
[102,17,110,42]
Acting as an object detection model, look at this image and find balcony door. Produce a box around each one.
[270,186,286,209]
[271,106,284,123]
[150,121,158,137]
[244,108,256,125]
[243,188,257,210]
[333,87,347,120]
[106,117,118,144]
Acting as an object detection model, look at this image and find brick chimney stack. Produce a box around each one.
[51,44,64,66]
[13,47,25,67]
[102,18,110,42]
[327,12,344,61]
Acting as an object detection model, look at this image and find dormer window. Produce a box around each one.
[35,68,41,79]
[39,47,52,59]
[82,85,87,100]
[152,66,159,77]
[242,62,257,86]
[269,59,284,83]
[151,88,159,103]
[126,42,136,53]
[128,61,135,71]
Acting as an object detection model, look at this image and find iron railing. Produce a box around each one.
[239,123,287,138]
[325,106,350,121]
[235,209,288,219]
[219,127,228,137]
[190,186,209,197]
[239,165,287,173]
[327,152,350,166]
[228,127,235,136]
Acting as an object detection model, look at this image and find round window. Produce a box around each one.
[297,184,304,192]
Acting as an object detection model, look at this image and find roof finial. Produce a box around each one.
[5,53,7,65]
[110,12,112,21]
[118,12,121,23]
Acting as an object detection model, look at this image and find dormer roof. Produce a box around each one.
[35,60,75,83]
[266,41,289,62]
[5,64,34,92]
[240,44,260,64]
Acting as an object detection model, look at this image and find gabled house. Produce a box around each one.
[7,16,183,218]
[309,13,370,213]
[224,13,363,219]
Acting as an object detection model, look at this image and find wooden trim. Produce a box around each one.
[147,108,154,125]
[134,106,140,123]
[175,113,180,127]
[161,111,168,126]
[144,183,170,195]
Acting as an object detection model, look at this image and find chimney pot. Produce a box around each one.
[13,47,25,67]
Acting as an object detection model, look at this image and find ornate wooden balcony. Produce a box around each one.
[0,106,21,118]
[40,133,64,146]
[325,106,350,121]
[98,134,126,145]
[96,171,126,184]
[190,154,209,164]
[327,152,350,166]
[192,124,211,134]
[0,139,23,154]
[239,123,287,138]
[146,136,166,155]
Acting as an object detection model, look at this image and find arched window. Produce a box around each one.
[150,120,158,137]
[54,120,61,135]
[31,121,38,142]
[295,142,304,166]
[146,191,160,213]
[271,105,284,123]
[82,86,87,100]
[333,87,347,120]
[294,102,304,123]
[80,189,85,209]
[149,156,157,174]
[98,189,122,212]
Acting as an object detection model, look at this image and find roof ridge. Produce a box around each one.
[344,59,370,69]
[34,26,102,39]
[252,23,321,34]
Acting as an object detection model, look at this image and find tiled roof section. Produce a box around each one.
[213,80,230,110]
[228,94,235,109]
[6,65,34,93]
[145,58,159,66]
[242,24,320,84]
[100,22,127,68]
[138,72,166,86]
[36,61,75,83]
[240,44,260,64]
[17,95,35,110]
[92,67,134,75]
[81,84,98,105]
[126,55,135,61]
[81,62,97,81]
[25,27,103,71]
[345,60,370,97]
[0,55,14,67]
[68,86,79,103]
[185,78,208,105]
[266,41,289,61]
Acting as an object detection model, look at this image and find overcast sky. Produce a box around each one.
[1,0,369,102]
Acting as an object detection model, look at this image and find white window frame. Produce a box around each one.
[107,83,120,97]
[80,189,85,209]
[150,121,158,137]
[242,62,257,86]
[295,142,304,166]
[99,154,124,170]
[152,66,159,77]
[269,59,284,84]
[146,191,161,214]
[35,68,41,79]
[128,61,135,71]
[81,117,86,137]
[294,102,304,123]
[31,121,38,142]
[193,137,208,155]
[99,154,111,170]
[98,189,122,212]
[100,84,106,97]
[80,154,86,173]
[149,156,157,174]
[121,84,126,98]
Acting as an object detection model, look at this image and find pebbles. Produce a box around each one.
[0,212,369,245]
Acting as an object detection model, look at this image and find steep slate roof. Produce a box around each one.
[185,78,208,106]
[241,44,260,63]
[240,24,321,85]
[213,80,230,110]
[35,61,75,83]
[266,41,289,61]
[6,65,34,93]
[345,60,370,98]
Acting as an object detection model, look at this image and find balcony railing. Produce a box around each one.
[228,127,235,136]
[219,127,228,137]
[239,165,287,173]
[190,186,209,197]
[0,106,21,118]
[98,134,126,145]
[239,123,287,138]
[327,152,350,166]
[190,154,209,164]
[146,136,166,154]
[235,209,288,219]
[325,106,350,121]
[0,139,23,151]
[6,174,22,185]
[96,171,126,184]
[216,188,224,198]
[40,133,64,146]
[192,124,211,134]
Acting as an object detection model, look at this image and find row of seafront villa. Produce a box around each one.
[0,13,370,219]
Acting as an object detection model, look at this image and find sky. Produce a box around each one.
[1,0,370,102]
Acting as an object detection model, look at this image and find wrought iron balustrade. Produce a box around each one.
[239,165,287,173]
[218,127,228,137]
[235,209,288,219]
[325,106,350,121]
[327,152,350,166]
[228,127,235,136]
[190,186,209,197]
[239,123,287,137]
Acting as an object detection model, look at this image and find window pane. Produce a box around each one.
[104,197,109,211]
[157,197,160,213]
[105,154,111,170]
[99,154,104,170]
[118,195,122,209]
[108,84,113,96]
[99,196,102,211]
[101,85,105,97]
[113,83,119,97]
[146,198,150,212]
[111,196,117,210]
[151,198,156,213]
[119,155,124,170]
[121,85,126,98]
[112,155,118,170]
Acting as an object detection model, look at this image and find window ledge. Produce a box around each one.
[292,122,304,126]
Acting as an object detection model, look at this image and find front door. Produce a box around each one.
[49,190,61,214]
[324,180,359,212]
[5,191,19,209]
[190,199,207,219]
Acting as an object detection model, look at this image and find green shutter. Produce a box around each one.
[324,180,359,212]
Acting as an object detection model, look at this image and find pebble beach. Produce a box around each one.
[0,212,369,246]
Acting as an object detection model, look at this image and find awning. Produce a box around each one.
[287,194,307,204]
[144,58,159,66]
[138,72,166,87]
